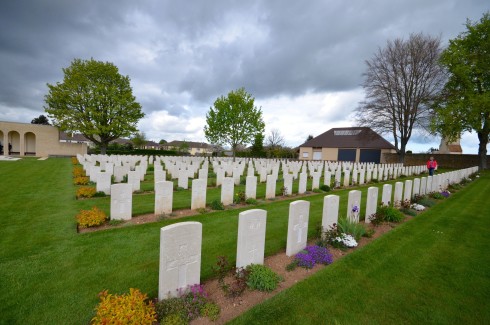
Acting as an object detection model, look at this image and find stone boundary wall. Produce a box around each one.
[382,153,489,169]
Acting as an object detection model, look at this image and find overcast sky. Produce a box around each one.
[0,0,487,153]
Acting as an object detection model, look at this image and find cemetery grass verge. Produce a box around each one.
[229,171,490,325]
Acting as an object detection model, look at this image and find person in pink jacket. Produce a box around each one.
[427,156,438,176]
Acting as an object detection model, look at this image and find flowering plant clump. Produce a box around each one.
[294,245,333,269]
[333,234,358,248]
[76,186,96,199]
[411,203,425,211]
[441,190,450,198]
[74,176,89,185]
[73,166,85,178]
[71,157,79,165]
[76,206,107,228]
[155,284,220,323]
[92,288,156,325]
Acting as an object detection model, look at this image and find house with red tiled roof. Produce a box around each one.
[299,127,396,163]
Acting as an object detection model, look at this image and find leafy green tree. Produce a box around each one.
[204,88,265,156]
[158,139,167,144]
[305,134,314,142]
[44,58,144,154]
[250,132,266,157]
[31,114,50,125]
[179,142,190,154]
[131,131,147,149]
[431,13,490,170]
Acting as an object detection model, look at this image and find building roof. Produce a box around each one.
[300,127,396,150]
[59,132,91,142]
[166,140,211,149]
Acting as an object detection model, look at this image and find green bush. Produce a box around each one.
[234,191,246,204]
[371,178,379,183]
[93,191,106,197]
[337,216,366,240]
[245,198,258,205]
[430,192,445,200]
[319,184,330,192]
[400,208,417,216]
[419,197,437,207]
[200,302,220,321]
[369,205,405,226]
[246,264,282,292]
[210,199,224,210]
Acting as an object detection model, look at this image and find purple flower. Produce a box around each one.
[352,205,359,213]
[294,245,333,269]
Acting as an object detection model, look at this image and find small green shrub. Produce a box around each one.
[147,166,154,172]
[245,198,258,205]
[197,208,207,214]
[108,219,125,226]
[92,191,106,197]
[419,197,436,207]
[200,302,220,321]
[234,191,246,204]
[286,259,298,271]
[92,288,156,325]
[210,199,224,210]
[371,178,379,183]
[319,184,330,192]
[399,174,407,178]
[369,205,405,226]
[240,178,247,185]
[160,313,186,325]
[430,192,444,200]
[213,256,249,298]
[246,264,282,292]
[155,284,217,323]
[400,208,417,216]
[337,216,366,240]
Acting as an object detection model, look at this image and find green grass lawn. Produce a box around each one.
[0,158,487,324]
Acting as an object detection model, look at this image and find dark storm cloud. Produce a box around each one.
[0,0,488,124]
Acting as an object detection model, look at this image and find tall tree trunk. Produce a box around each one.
[477,131,488,171]
[100,142,107,155]
[398,142,406,163]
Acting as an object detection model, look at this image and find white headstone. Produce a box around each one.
[178,170,189,189]
[110,183,132,220]
[286,200,310,256]
[158,222,202,300]
[191,179,207,210]
[365,187,378,223]
[298,172,307,194]
[403,180,413,203]
[283,174,293,195]
[221,177,234,206]
[420,177,427,195]
[128,170,140,192]
[322,195,339,230]
[245,176,257,199]
[412,178,420,197]
[266,175,277,199]
[155,181,173,215]
[343,171,350,187]
[393,182,403,207]
[347,190,361,223]
[236,209,267,268]
[96,171,111,195]
[381,184,392,206]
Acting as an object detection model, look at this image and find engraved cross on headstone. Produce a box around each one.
[293,214,308,243]
[166,244,199,289]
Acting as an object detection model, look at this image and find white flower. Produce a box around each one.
[333,233,358,247]
[411,204,425,211]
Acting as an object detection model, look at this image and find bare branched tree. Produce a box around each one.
[355,33,446,162]
[265,129,285,158]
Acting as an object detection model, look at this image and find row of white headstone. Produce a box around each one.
[157,166,478,299]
